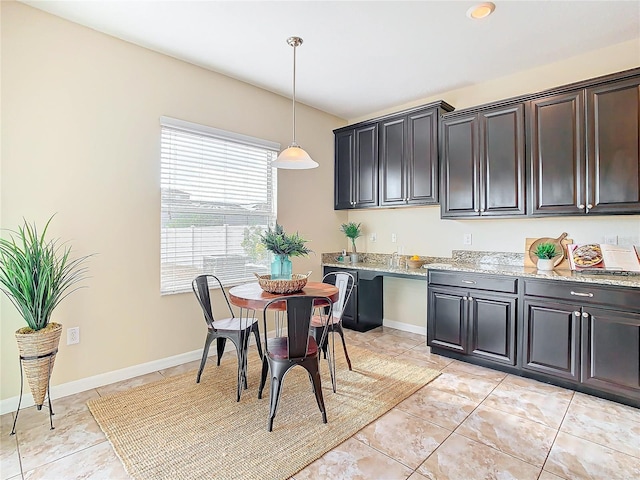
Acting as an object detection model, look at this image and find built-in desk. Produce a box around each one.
[322,261,427,331]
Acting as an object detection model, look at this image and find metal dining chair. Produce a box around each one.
[310,271,355,392]
[191,274,262,402]
[258,295,332,431]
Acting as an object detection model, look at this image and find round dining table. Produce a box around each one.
[228,281,339,311]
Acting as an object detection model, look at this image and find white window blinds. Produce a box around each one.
[160,116,279,294]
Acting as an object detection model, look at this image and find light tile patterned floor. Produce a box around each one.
[2,327,639,480]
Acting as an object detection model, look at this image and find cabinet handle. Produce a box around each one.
[587,204,593,209]
[474,208,479,212]
[582,312,589,318]
[570,291,594,298]
[463,296,468,301]
[468,296,473,301]
[578,204,585,209]
[461,280,476,284]
[574,311,580,316]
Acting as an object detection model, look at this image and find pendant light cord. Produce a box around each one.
[291,40,297,147]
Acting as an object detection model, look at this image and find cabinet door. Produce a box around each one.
[354,124,379,208]
[334,129,354,210]
[469,293,517,365]
[379,117,407,206]
[408,109,439,205]
[341,285,358,329]
[529,91,586,215]
[479,104,526,216]
[427,287,468,353]
[440,115,480,217]
[586,77,640,214]
[581,307,640,398]
[522,299,581,381]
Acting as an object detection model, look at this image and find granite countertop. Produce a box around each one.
[321,251,640,289]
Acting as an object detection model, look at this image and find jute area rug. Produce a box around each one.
[88,344,440,480]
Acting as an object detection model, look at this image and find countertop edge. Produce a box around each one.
[321,262,640,289]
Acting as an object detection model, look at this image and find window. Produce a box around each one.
[160,116,279,294]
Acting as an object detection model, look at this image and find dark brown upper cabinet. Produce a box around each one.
[379,106,443,206]
[440,103,526,218]
[586,77,640,214]
[334,101,453,210]
[530,75,640,215]
[334,123,378,210]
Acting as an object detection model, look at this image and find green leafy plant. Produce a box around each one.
[259,222,312,257]
[534,242,558,259]
[0,216,92,332]
[340,222,362,253]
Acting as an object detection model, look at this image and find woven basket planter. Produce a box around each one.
[15,322,62,409]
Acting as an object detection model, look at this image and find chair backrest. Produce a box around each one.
[263,295,333,359]
[191,274,234,328]
[321,271,355,319]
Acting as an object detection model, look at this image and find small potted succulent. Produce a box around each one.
[340,222,362,264]
[534,242,558,271]
[259,222,311,279]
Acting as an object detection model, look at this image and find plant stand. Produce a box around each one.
[10,349,57,435]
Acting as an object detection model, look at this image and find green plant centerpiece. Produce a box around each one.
[534,242,558,271]
[534,242,558,259]
[0,216,91,410]
[340,222,362,254]
[259,222,311,280]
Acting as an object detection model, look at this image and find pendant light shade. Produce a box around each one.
[272,36,318,170]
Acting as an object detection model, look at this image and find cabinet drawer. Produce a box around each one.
[323,266,358,282]
[523,279,640,310]
[428,270,517,294]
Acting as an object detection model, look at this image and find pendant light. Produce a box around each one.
[272,36,319,169]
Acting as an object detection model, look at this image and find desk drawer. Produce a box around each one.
[428,270,517,294]
[523,279,640,310]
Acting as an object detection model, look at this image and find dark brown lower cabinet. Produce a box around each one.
[322,266,383,332]
[428,272,640,407]
[427,286,516,366]
[522,300,581,381]
[581,306,640,399]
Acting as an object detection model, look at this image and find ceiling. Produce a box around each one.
[21,1,640,120]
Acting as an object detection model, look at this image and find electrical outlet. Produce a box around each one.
[67,327,80,345]
[370,233,377,242]
[391,233,397,243]
[604,235,618,245]
[463,233,472,245]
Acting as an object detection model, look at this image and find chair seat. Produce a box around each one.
[310,313,340,328]
[211,316,257,331]
[267,336,318,359]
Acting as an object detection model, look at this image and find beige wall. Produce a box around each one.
[0,2,346,403]
[2,2,639,404]
[348,39,640,331]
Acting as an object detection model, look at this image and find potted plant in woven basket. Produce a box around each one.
[259,222,312,280]
[0,216,91,410]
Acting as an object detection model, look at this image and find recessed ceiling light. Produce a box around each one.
[467,2,496,20]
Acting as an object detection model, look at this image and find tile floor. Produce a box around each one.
[2,327,639,479]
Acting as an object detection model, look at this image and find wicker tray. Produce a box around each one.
[254,272,310,294]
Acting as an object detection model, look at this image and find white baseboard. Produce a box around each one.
[0,348,206,415]
[382,319,426,336]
